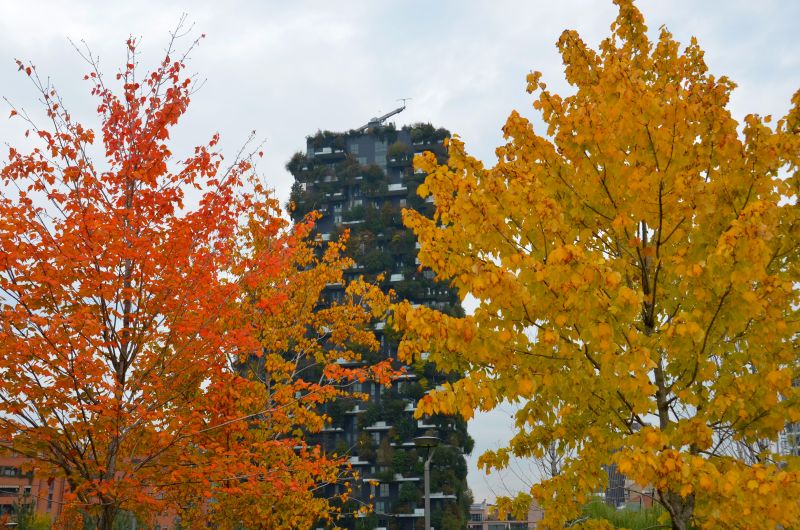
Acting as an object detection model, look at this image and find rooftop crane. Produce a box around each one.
[355,98,411,133]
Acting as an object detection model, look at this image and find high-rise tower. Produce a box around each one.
[288,108,473,530]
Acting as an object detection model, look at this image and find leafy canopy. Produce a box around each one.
[394,1,800,529]
[0,32,394,530]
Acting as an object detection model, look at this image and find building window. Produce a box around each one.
[470,513,483,522]
[47,479,54,511]
[371,431,381,445]
[376,501,387,514]
[375,141,387,169]
[379,483,390,497]
[0,466,20,477]
[350,143,359,155]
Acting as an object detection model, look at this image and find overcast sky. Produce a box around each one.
[1,0,798,505]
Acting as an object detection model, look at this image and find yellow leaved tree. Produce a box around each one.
[393,1,799,528]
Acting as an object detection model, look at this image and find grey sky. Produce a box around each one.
[1,0,797,505]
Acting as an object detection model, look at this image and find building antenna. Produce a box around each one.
[397,97,412,109]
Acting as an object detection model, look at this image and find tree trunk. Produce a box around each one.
[660,488,695,530]
[97,504,118,530]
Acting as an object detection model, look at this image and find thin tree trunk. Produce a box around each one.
[642,219,695,530]
[97,504,118,530]
[660,488,695,530]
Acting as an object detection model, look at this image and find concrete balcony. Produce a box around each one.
[320,426,344,433]
[313,147,346,161]
[348,456,371,466]
[365,421,392,431]
[395,508,425,517]
[335,357,363,366]
[430,492,457,500]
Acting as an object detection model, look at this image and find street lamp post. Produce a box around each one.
[414,435,440,530]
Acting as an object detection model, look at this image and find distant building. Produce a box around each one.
[605,463,626,507]
[0,444,181,528]
[780,422,800,456]
[603,462,655,511]
[289,108,473,529]
[468,500,544,530]
[0,445,67,524]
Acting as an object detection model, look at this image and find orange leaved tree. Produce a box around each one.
[394,1,799,529]
[164,216,396,529]
[0,33,393,529]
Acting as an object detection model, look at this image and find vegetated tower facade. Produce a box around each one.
[288,108,474,530]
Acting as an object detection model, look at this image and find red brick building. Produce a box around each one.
[0,445,178,528]
[0,447,68,524]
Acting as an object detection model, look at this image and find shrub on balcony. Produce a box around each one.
[387,141,411,159]
[398,482,421,504]
[343,205,366,222]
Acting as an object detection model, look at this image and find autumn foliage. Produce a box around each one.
[394,1,799,529]
[0,35,393,529]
